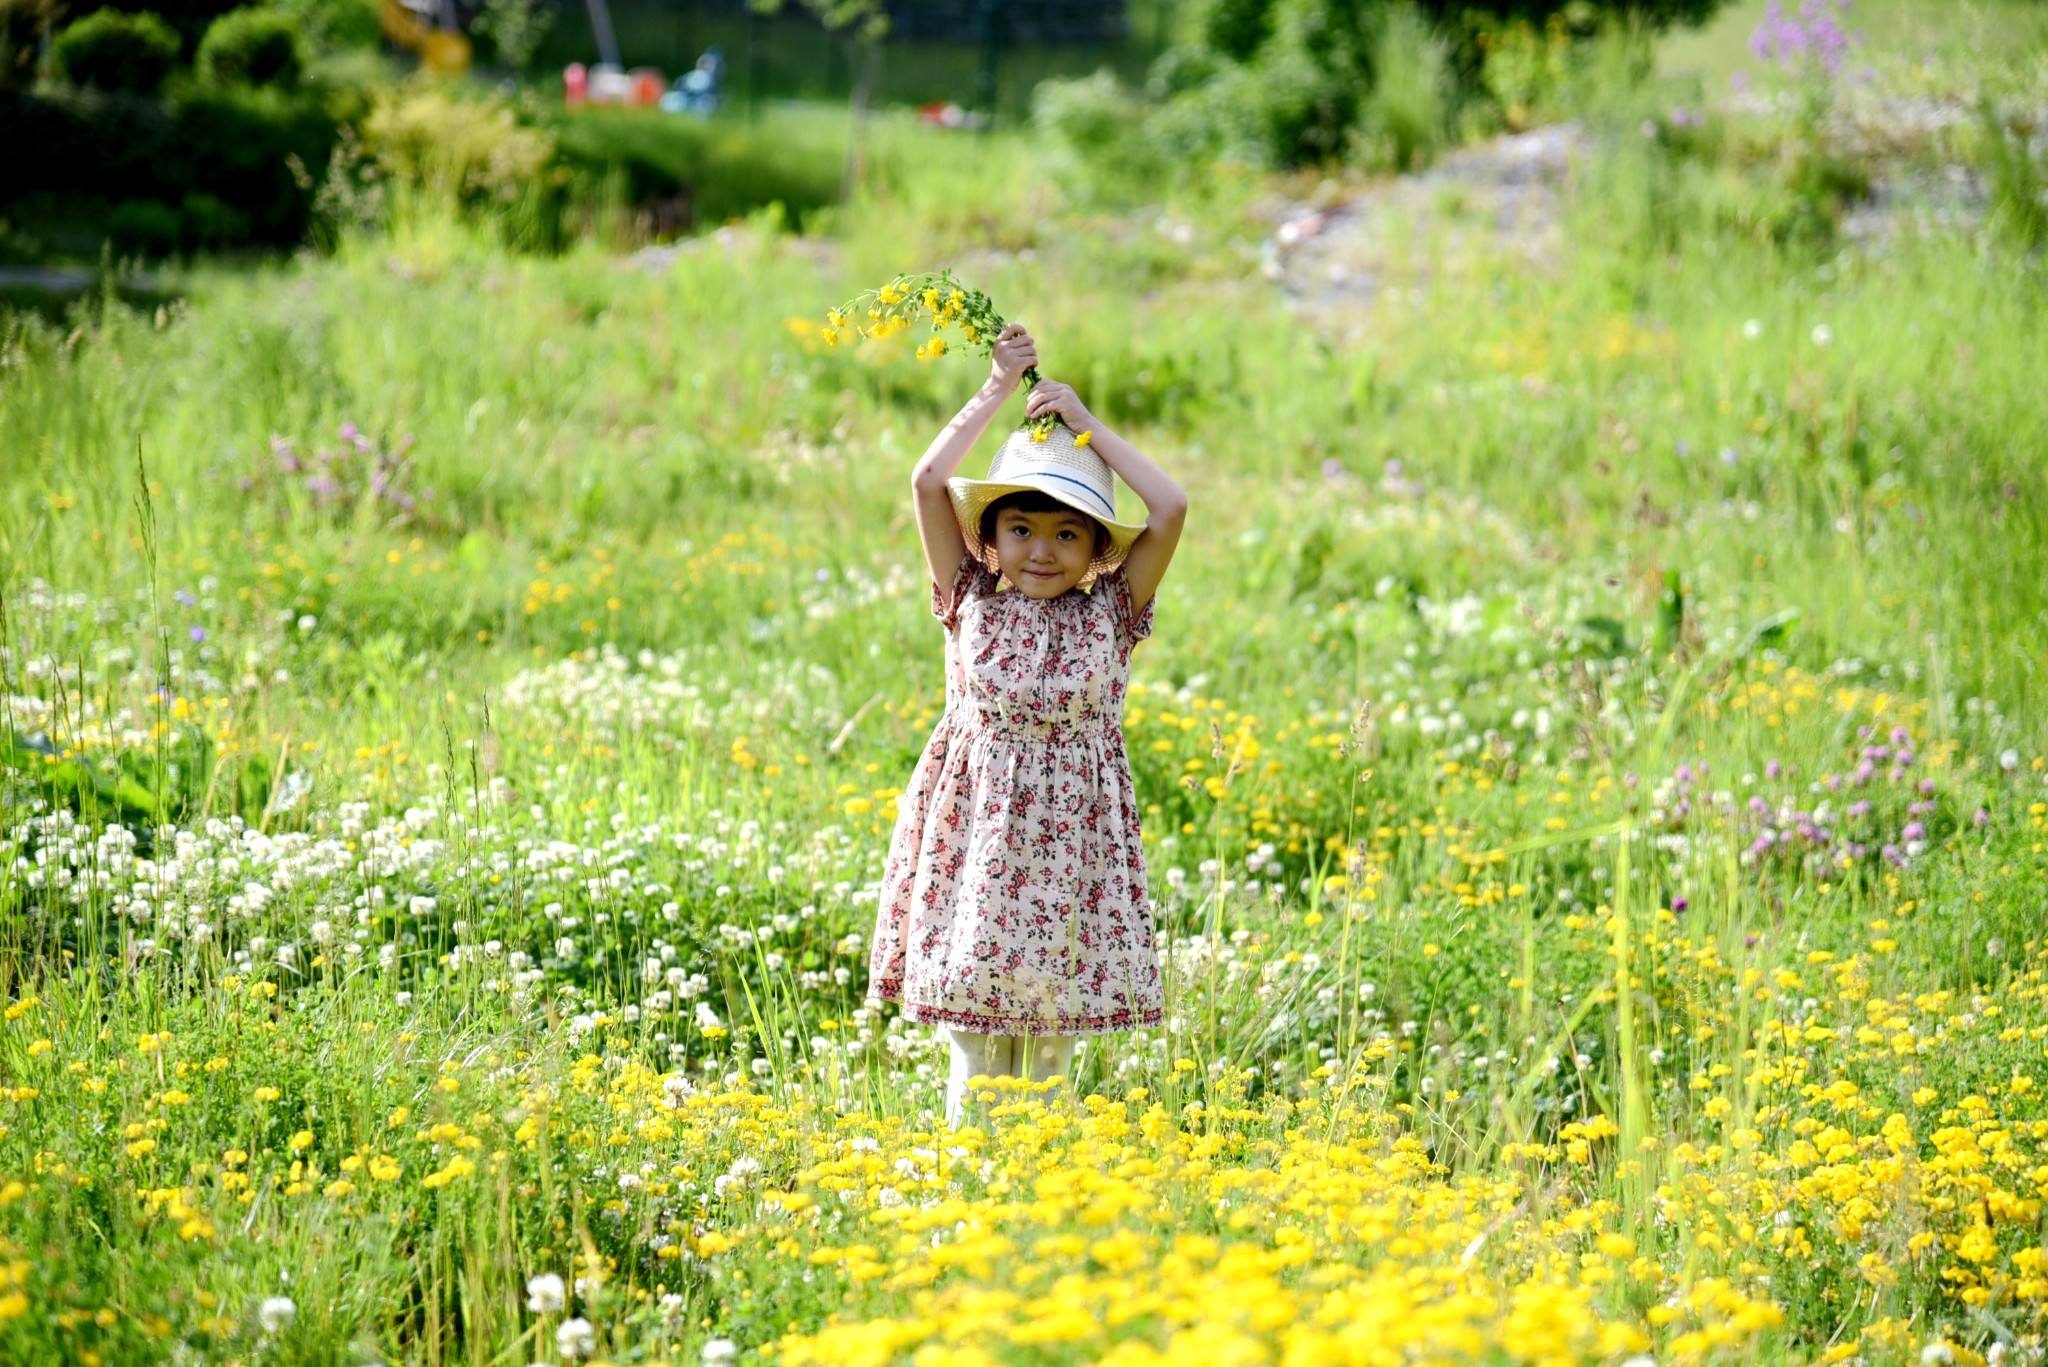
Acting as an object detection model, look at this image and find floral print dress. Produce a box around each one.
[868,550,1165,1036]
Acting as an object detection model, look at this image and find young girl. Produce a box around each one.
[866,322,1189,1128]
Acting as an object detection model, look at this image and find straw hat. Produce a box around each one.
[947,424,1148,581]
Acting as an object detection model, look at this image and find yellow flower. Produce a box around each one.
[1031,428,1050,443]
[290,1130,314,1151]
[253,1086,281,1103]
[1074,430,1092,447]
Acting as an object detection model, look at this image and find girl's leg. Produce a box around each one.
[945,1029,1012,1128]
[1017,1033,1076,1084]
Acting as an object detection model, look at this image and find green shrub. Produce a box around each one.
[0,84,337,248]
[1359,2,1447,171]
[1032,68,1169,203]
[1979,98,2048,252]
[1116,0,1726,173]
[543,107,842,231]
[180,188,250,246]
[51,9,180,94]
[363,85,557,205]
[269,0,381,55]
[196,7,303,88]
[107,196,182,254]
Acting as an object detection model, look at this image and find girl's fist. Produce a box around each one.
[990,323,1037,390]
[1025,379,1095,433]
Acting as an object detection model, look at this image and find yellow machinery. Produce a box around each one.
[378,0,472,74]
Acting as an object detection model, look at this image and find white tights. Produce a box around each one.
[944,1028,1076,1128]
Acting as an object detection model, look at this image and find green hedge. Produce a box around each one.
[64,0,253,59]
[543,107,843,230]
[0,84,337,250]
[51,8,181,93]
[195,6,303,88]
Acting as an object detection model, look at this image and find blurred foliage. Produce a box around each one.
[194,5,303,88]
[1038,0,1725,190]
[542,105,844,231]
[362,84,557,205]
[0,82,339,254]
[1977,99,2048,253]
[267,0,381,56]
[51,7,182,92]
[0,0,61,87]
[62,0,249,58]
[470,0,553,71]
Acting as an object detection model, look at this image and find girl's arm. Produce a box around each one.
[1023,380,1187,616]
[910,324,1038,596]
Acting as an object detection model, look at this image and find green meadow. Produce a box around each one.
[2,1,2046,1362]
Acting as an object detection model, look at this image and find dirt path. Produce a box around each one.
[1259,122,1591,335]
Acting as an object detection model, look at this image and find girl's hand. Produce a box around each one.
[989,323,1037,392]
[1025,379,1096,433]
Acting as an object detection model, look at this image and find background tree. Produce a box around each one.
[748,0,891,198]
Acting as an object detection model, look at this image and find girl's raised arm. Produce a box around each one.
[909,323,1038,596]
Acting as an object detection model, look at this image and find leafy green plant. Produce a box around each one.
[195,6,303,89]
[1978,97,2047,252]
[51,8,181,94]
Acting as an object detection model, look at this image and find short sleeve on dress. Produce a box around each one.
[1102,565,1156,654]
[930,550,988,632]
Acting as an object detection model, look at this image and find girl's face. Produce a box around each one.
[992,507,1096,597]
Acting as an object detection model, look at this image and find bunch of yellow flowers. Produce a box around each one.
[826,270,1062,436]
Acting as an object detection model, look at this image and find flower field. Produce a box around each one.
[4,6,2048,1363]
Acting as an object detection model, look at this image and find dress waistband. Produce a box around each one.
[954,713,1117,746]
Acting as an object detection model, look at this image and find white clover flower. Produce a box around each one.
[525,1272,566,1313]
[1811,323,1833,346]
[702,1338,738,1365]
[257,1296,297,1333]
[557,1317,596,1359]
